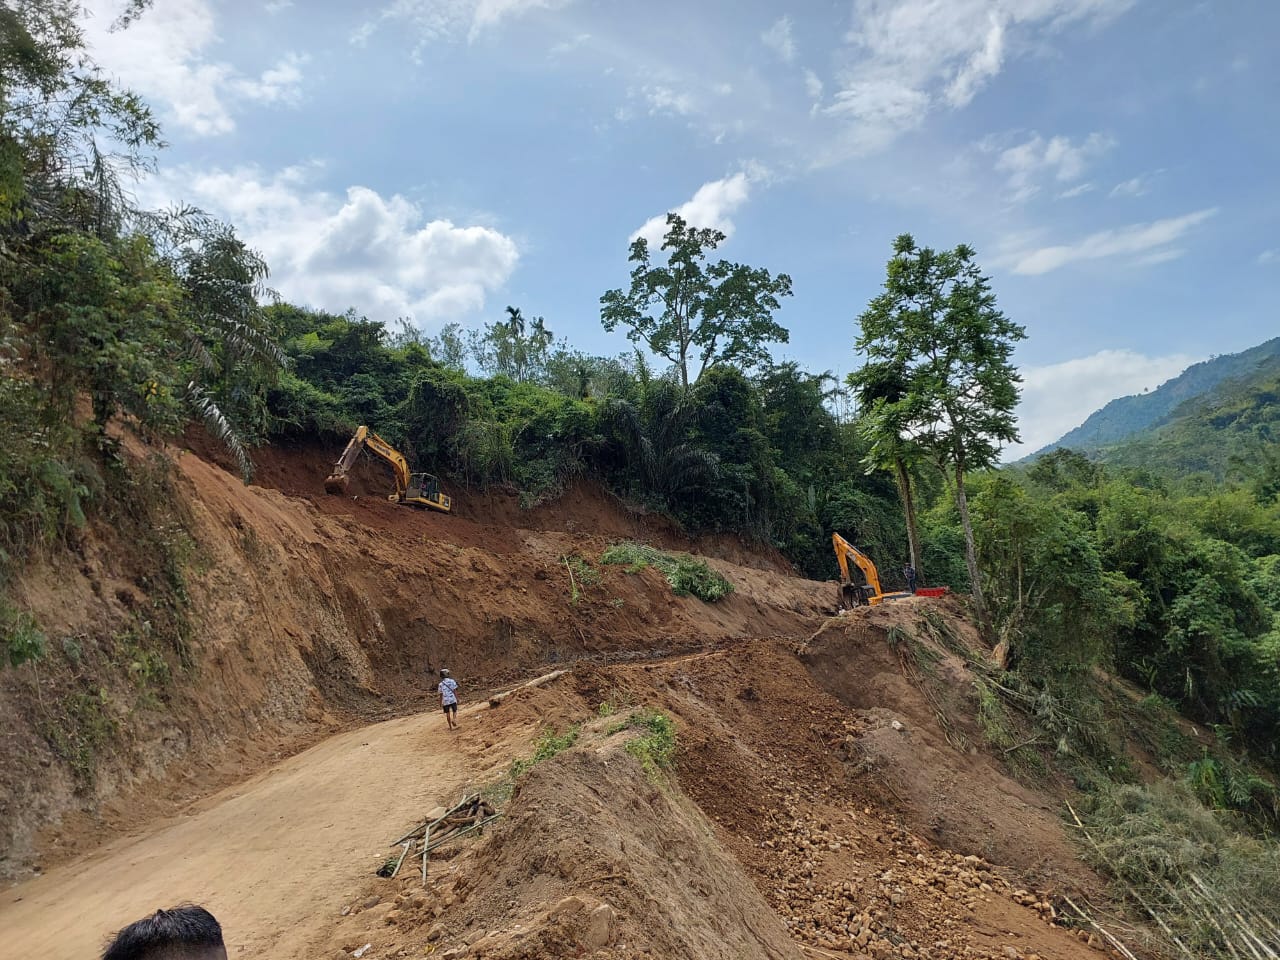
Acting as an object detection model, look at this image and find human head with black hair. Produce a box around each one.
[102,905,227,960]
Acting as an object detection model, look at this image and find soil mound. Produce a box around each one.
[426,738,803,959]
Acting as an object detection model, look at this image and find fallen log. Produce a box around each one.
[488,669,569,708]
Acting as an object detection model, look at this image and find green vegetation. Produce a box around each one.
[600,542,734,602]
[561,553,600,603]
[0,2,283,644]
[509,725,580,778]
[1,603,46,667]
[1076,782,1280,960]
[1103,361,1280,485]
[609,709,678,777]
[42,688,119,787]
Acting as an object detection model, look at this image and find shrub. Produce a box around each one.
[600,542,734,602]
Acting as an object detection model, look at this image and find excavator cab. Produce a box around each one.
[403,472,451,512]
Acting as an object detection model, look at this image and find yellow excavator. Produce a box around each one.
[832,533,910,608]
[324,425,452,513]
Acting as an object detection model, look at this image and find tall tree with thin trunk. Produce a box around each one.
[848,359,924,577]
[854,234,1025,630]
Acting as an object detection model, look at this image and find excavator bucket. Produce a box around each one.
[323,473,349,496]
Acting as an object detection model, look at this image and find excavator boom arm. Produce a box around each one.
[362,432,411,496]
[324,425,410,496]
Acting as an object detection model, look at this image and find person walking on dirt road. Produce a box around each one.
[102,905,227,960]
[439,668,460,730]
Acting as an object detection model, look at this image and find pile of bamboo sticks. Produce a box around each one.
[387,793,500,885]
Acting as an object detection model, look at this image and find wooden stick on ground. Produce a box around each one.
[1062,896,1142,960]
[422,825,431,886]
[390,840,413,879]
[423,814,501,853]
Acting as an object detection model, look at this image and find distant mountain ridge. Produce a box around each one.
[1029,337,1280,459]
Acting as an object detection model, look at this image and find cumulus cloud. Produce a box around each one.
[993,132,1113,201]
[828,0,1134,148]
[1003,208,1218,275]
[630,171,758,247]
[81,0,306,136]
[1009,348,1198,458]
[355,0,574,47]
[1258,249,1279,265]
[144,165,518,324]
[762,16,796,62]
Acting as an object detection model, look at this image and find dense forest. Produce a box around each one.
[4,0,1280,849]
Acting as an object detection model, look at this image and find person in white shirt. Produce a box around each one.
[438,668,459,730]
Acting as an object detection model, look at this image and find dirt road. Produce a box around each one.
[0,701,532,959]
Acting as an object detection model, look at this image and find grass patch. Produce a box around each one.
[510,724,580,779]
[609,709,678,778]
[560,553,601,603]
[42,688,118,787]
[600,542,733,602]
[1,602,46,667]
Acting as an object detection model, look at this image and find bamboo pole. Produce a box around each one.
[390,840,412,879]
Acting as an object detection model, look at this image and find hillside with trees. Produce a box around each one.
[1030,337,1280,458]
[1089,354,1280,485]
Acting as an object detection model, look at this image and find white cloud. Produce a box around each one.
[630,170,759,247]
[232,53,307,105]
[81,0,305,136]
[1057,182,1095,199]
[264,0,292,13]
[803,69,824,99]
[945,13,1004,107]
[993,132,1113,201]
[762,16,796,62]
[145,165,519,324]
[1109,171,1160,197]
[1258,249,1280,265]
[356,0,574,47]
[639,85,696,117]
[1004,208,1218,275]
[829,0,1134,148]
[1009,348,1198,458]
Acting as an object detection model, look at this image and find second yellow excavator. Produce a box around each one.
[832,533,909,608]
[324,425,452,513]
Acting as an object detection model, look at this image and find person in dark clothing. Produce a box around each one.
[102,905,227,960]
[903,564,918,594]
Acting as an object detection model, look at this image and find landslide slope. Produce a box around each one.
[0,439,831,877]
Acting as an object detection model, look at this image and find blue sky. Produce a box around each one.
[82,0,1278,455]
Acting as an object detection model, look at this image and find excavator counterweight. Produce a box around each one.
[324,425,451,513]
